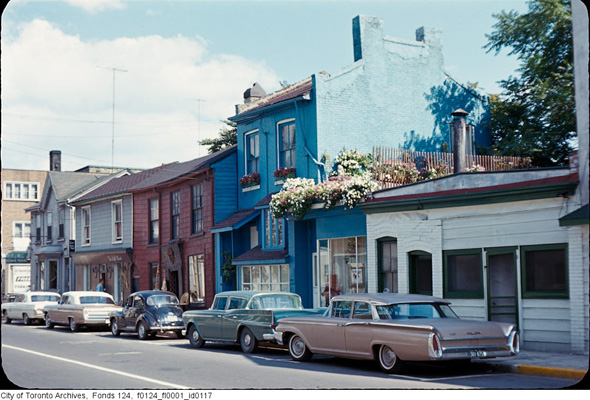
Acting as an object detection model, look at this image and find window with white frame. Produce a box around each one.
[245,130,260,175]
[278,120,296,169]
[35,214,41,242]
[188,254,205,305]
[46,212,53,242]
[241,264,290,292]
[149,198,159,244]
[13,222,31,239]
[58,208,65,239]
[112,200,122,242]
[82,206,91,245]
[3,182,40,201]
[264,208,283,248]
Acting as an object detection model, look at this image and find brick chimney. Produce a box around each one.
[452,109,469,174]
[50,150,61,171]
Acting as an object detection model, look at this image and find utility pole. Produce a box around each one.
[98,66,127,172]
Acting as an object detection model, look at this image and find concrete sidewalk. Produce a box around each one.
[472,350,589,382]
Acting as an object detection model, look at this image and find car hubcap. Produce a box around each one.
[292,337,305,357]
[192,329,199,341]
[244,334,251,346]
[381,346,396,368]
[113,322,117,332]
[139,324,145,337]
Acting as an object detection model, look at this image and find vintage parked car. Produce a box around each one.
[183,291,324,353]
[43,291,122,332]
[2,291,61,325]
[109,290,185,340]
[275,293,520,374]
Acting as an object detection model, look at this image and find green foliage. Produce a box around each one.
[484,0,575,167]
[199,120,237,154]
[221,250,235,285]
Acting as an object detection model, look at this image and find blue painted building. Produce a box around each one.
[213,15,490,307]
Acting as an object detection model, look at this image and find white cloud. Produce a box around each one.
[61,0,126,13]
[1,19,280,171]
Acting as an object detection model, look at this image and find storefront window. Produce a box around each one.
[318,236,367,307]
[241,264,289,292]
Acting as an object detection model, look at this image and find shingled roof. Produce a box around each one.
[233,78,312,116]
[129,145,236,192]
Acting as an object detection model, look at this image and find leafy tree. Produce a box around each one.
[485,0,575,166]
[199,119,237,153]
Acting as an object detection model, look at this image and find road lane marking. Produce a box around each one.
[2,344,190,389]
[99,351,143,356]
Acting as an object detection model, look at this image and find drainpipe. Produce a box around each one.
[452,109,469,174]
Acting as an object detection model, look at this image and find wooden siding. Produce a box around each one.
[212,152,237,225]
[365,196,582,353]
[76,196,132,251]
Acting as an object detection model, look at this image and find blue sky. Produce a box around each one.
[1,0,529,171]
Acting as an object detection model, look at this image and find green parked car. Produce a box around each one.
[182,291,324,353]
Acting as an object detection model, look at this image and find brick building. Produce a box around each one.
[129,146,236,309]
[1,168,47,295]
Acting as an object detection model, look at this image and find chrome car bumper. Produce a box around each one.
[274,331,284,345]
[439,345,514,360]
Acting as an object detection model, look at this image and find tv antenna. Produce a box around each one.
[97,66,127,172]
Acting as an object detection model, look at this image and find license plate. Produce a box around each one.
[470,349,486,358]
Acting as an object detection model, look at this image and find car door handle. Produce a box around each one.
[232,316,238,319]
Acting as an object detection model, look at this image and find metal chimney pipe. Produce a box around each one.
[452,109,469,174]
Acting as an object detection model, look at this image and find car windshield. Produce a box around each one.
[249,294,302,310]
[31,295,59,302]
[79,296,115,305]
[376,302,459,320]
[146,295,179,307]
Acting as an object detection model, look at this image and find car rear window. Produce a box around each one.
[376,303,442,320]
[249,295,302,310]
[146,295,179,306]
[31,295,59,302]
[79,296,115,305]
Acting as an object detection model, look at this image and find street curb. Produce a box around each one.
[515,365,588,381]
[485,362,587,381]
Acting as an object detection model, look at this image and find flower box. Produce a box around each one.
[240,173,260,188]
[274,167,296,180]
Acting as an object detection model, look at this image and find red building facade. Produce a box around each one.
[130,147,236,309]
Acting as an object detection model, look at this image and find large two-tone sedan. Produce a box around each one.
[43,291,121,332]
[275,293,520,374]
[183,291,324,353]
[109,291,185,340]
[2,291,61,325]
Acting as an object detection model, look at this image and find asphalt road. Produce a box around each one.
[1,321,579,391]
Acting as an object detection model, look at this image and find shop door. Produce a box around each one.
[378,239,398,293]
[409,251,432,295]
[168,270,179,297]
[486,248,518,326]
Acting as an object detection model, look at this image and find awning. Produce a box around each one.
[211,209,260,233]
[559,204,589,227]
[4,251,29,263]
[71,248,133,265]
[232,245,289,266]
[35,246,64,257]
